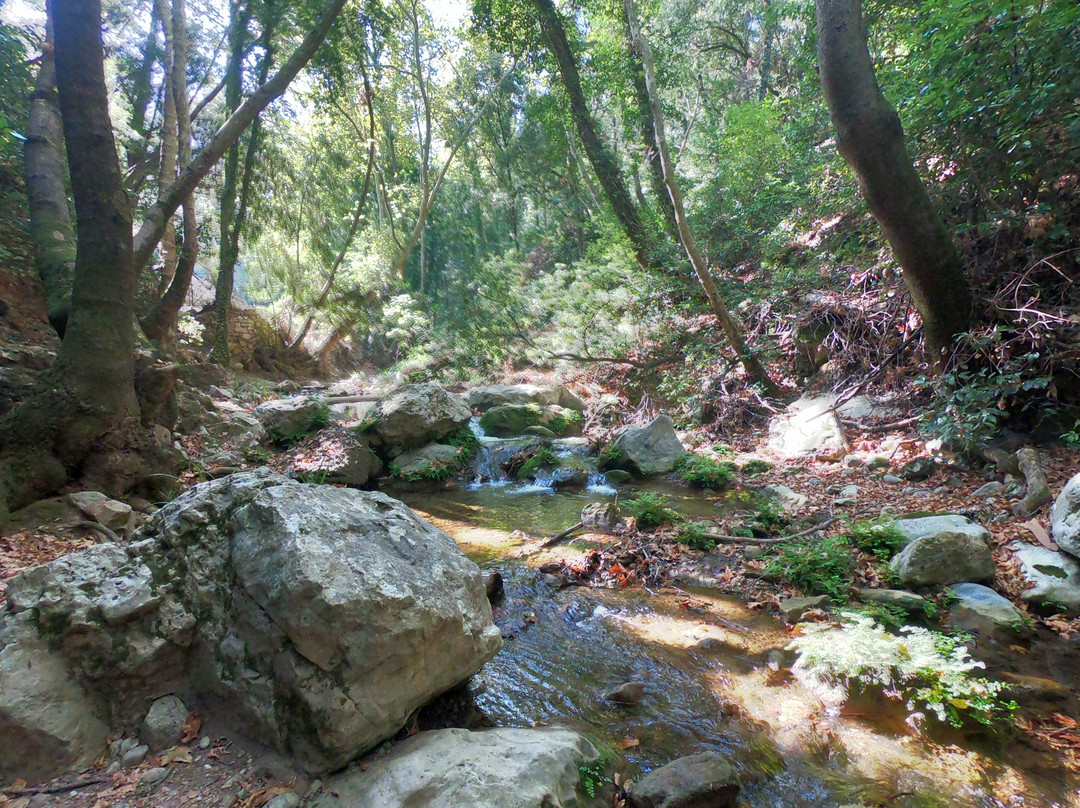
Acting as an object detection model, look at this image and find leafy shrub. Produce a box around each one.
[625,492,682,531]
[763,535,854,601]
[844,519,906,559]
[676,522,718,552]
[740,459,772,476]
[675,454,737,489]
[789,614,1018,727]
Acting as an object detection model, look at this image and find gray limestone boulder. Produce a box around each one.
[289,429,382,487]
[141,695,187,751]
[366,384,471,449]
[391,443,463,479]
[889,528,995,588]
[0,612,108,784]
[602,415,685,476]
[0,470,501,777]
[466,384,585,413]
[627,752,740,808]
[479,404,583,438]
[947,583,1029,638]
[68,491,132,530]
[759,484,808,512]
[582,502,619,530]
[780,595,832,623]
[311,727,606,808]
[1011,543,1080,614]
[1051,473,1080,559]
[766,395,864,459]
[253,396,329,443]
[892,515,991,549]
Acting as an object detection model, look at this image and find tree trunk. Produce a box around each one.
[624,0,778,397]
[24,18,77,335]
[153,0,179,292]
[815,0,971,359]
[143,0,198,353]
[532,0,654,270]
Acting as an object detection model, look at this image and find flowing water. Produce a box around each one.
[386,428,1077,808]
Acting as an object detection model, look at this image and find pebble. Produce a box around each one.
[121,744,149,768]
[882,474,903,484]
[839,485,860,497]
[265,795,301,808]
[604,681,646,705]
[972,481,1004,498]
[140,767,168,785]
[199,736,211,749]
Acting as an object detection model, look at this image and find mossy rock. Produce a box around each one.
[479,404,583,438]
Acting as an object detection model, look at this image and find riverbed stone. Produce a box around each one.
[604,681,646,705]
[759,484,808,512]
[391,443,462,479]
[854,588,929,613]
[892,515,991,549]
[1,470,502,776]
[466,384,585,413]
[68,491,132,530]
[602,415,685,476]
[765,394,884,459]
[947,583,1029,638]
[253,396,329,443]
[627,751,740,808]
[1051,473,1080,560]
[1010,543,1080,614]
[779,595,832,623]
[288,429,382,487]
[311,727,606,808]
[972,481,1004,498]
[367,383,472,449]
[479,404,582,438]
[889,529,995,588]
[581,502,619,530]
[141,695,187,751]
[603,469,632,486]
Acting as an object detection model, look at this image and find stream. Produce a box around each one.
[383,427,1075,808]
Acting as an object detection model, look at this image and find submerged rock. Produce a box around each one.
[311,727,606,808]
[604,681,646,705]
[601,415,685,476]
[627,751,740,808]
[947,583,1030,638]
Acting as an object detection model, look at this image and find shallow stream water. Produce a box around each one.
[385,431,1077,807]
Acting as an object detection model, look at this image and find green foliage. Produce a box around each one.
[740,459,772,476]
[515,445,560,480]
[676,522,718,552]
[713,444,736,458]
[763,535,854,601]
[1061,419,1080,447]
[624,492,682,531]
[675,454,737,489]
[790,614,1018,727]
[851,601,912,630]
[844,519,906,559]
[577,756,611,800]
[390,428,479,482]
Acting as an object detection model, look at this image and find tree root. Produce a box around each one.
[1013,446,1051,517]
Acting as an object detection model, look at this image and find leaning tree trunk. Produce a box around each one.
[624,0,777,397]
[815,0,971,359]
[24,17,77,335]
[532,0,655,271]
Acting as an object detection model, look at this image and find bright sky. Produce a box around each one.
[427,0,468,28]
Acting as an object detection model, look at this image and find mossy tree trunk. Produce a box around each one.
[815,0,971,360]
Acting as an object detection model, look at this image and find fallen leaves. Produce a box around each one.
[180,711,203,744]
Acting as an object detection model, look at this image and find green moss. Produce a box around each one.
[740,459,772,475]
[676,521,718,551]
[843,519,906,559]
[516,446,560,480]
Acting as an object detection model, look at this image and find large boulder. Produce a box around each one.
[946,583,1028,638]
[601,415,685,476]
[288,428,382,487]
[311,727,606,808]
[0,613,109,784]
[889,523,995,588]
[1011,543,1080,615]
[479,404,582,438]
[391,443,466,481]
[466,384,585,413]
[0,471,501,778]
[1051,472,1080,559]
[627,751,740,808]
[367,384,471,450]
[253,396,329,443]
[892,515,991,549]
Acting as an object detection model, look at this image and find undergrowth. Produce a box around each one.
[675,454,737,488]
[625,492,682,531]
[843,519,905,559]
[763,535,854,601]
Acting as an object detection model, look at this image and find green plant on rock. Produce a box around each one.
[763,535,854,601]
[675,454,737,489]
[844,519,905,559]
[740,459,772,476]
[598,444,622,469]
[851,601,911,630]
[625,492,682,531]
[789,613,1018,728]
[676,522,718,551]
[577,752,613,800]
[510,444,560,480]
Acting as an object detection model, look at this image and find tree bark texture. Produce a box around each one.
[24,19,76,334]
[532,0,655,271]
[815,0,971,358]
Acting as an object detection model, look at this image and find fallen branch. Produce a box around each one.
[840,413,925,433]
[73,520,123,544]
[542,522,583,548]
[2,775,109,796]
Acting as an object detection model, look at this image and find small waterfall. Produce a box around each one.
[467,417,531,487]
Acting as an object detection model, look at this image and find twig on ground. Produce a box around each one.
[542,522,584,548]
[2,775,110,796]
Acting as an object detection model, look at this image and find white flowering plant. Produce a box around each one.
[788,613,1017,727]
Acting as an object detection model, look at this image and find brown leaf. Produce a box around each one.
[1022,519,1058,551]
[617,737,640,750]
[159,745,194,765]
[180,711,203,743]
